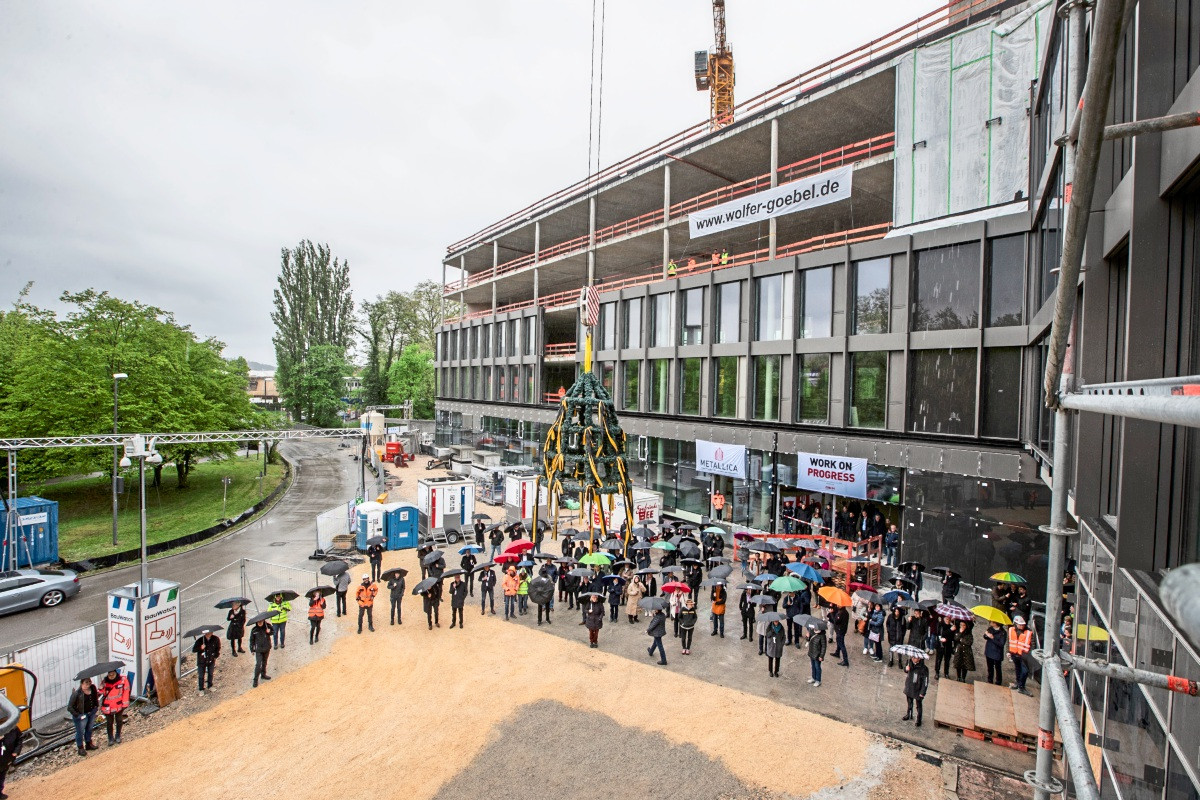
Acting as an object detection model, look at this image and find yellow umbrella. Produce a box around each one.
[971,605,1013,626]
[1075,624,1110,642]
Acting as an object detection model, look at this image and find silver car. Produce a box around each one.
[0,569,81,614]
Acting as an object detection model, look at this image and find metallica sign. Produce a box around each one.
[695,440,747,480]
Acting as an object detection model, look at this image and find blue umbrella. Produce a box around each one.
[753,573,780,584]
[458,544,484,555]
[517,559,535,568]
[599,574,627,586]
[786,563,824,584]
[880,588,913,605]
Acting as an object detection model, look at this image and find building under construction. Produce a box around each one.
[435,0,1200,794]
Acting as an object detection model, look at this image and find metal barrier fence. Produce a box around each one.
[316,501,355,551]
[2,623,102,725]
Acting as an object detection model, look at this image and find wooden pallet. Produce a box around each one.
[974,681,1019,741]
[1012,686,1062,748]
[933,677,976,731]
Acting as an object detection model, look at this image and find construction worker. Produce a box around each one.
[502,566,520,620]
[1008,616,1035,695]
[666,259,678,278]
[356,574,378,634]
[268,592,291,649]
[720,248,730,265]
[98,668,130,744]
[307,590,327,643]
[366,541,384,582]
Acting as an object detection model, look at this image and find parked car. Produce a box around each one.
[0,569,81,614]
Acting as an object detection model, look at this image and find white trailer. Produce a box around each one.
[504,471,546,525]
[588,488,663,535]
[415,476,475,545]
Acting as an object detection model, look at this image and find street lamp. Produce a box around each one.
[112,373,128,547]
[120,435,161,594]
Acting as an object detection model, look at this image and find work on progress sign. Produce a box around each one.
[688,165,853,238]
[795,451,868,499]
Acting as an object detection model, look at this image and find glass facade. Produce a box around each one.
[753,355,782,421]
[624,297,643,348]
[799,267,833,338]
[599,302,617,349]
[909,348,977,435]
[651,293,672,347]
[601,362,614,396]
[649,359,670,413]
[755,273,792,340]
[853,257,890,334]
[795,353,830,425]
[912,243,980,331]
[716,281,741,343]
[849,351,887,428]
[622,361,640,410]
[713,356,738,418]
[681,288,704,345]
[981,347,1021,439]
[679,358,701,414]
[987,235,1025,326]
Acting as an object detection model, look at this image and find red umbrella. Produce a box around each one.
[494,553,520,563]
[733,531,754,541]
[661,581,692,594]
[847,581,874,594]
[504,540,535,554]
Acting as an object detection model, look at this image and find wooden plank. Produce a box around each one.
[1011,687,1062,743]
[933,677,976,731]
[149,647,179,707]
[973,680,1018,739]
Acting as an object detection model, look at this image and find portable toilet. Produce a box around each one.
[383,502,419,549]
[2,497,59,570]
[356,501,385,550]
[416,476,475,544]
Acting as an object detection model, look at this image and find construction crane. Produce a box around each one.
[694,0,735,128]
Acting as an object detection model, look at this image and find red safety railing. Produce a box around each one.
[543,342,578,359]
[445,0,1008,257]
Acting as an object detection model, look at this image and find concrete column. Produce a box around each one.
[533,268,540,303]
[663,165,672,277]
[534,221,541,263]
[492,282,497,314]
[769,118,780,260]
[492,240,499,271]
[458,255,466,320]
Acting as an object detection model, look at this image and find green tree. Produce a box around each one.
[386,344,435,418]
[359,291,415,406]
[271,240,354,422]
[299,344,350,427]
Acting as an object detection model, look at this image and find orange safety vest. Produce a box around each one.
[100,675,130,714]
[308,597,326,619]
[1009,628,1033,655]
[502,573,520,596]
[356,583,377,607]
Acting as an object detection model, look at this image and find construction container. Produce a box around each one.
[504,470,546,525]
[416,476,475,545]
[2,496,59,569]
[383,502,419,549]
[355,501,385,550]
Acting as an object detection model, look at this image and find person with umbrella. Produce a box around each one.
[901,652,930,726]
[367,539,384,582]
[226,600,247,656]
[606,577,623,623]
[643,569,658,598]
[192,628,222,693]
[460,548,478,596]
[625,574,646,624]
[983,617,1007,685]
[806,620,827,687]
[423,578,443,629]
[386,568,410,623]
[783,591,801,647]
[906,608,930,656]
[517,569,530,615]
[710,580,727,638]
[479,563,497,616]
[308,589,328,643]
[448,574,468,629]
[583,592,605,648]
[934,613,956,679]
[473,517,486,548]
[900,562,923,602]
[885,606,907,668]
[99,667,131,744]
[429,553,447,580]
[335,569,351,617]
[68,676,100,755]
[951,620,976,682]
[764,614,786,678]
[249,615,273,687]
[830,602,850,667]
[739,585,756,643]
[678,595,698,655]
[502,566,520,620]
[488,526,505,560]
[268,592,292,649]
[645,605,668,665]
[530,567,554,625]
[669,584,683,637]
[940,569,961,603]
[1008,583,1033,624]
[355,574,378,634]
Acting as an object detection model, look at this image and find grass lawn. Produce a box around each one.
[34,456,286,562]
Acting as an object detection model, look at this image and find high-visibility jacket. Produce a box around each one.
[308,597,326,619]
[268,600,291,624]
[356,582,378,607]
[502,573,520,596]
[99,675,130,714]
[1008,627,1033,655]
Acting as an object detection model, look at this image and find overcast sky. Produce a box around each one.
[1,1,927,364]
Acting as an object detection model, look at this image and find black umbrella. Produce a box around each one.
[890,576,916,590]
[700,578,727,588]
[380,567,409,581]
[898,561,925,573]
[599,574,627,586]
[679,544,701,558]
[74,661,126,681]
[267,590,300,602]
[214,596,251,609]
[554,557,577,565]
[631,542,652,550]
[680,558,703,566]
[709,565,734,580]
[579,592,605,601]
[472,513,490,521]
[676,523,699,532]
[706,556,731,564]
[412,577,438,595]
[750,595,777,606]
[440,568,467,579]
[918,598,940,610]
[633,525,655,539]
[635,567,660,576]
[610,559,634,569]
[568,568,595,579]
[366,536,386,547]
[473,561,496,573]
[638,596,669,611]
[423,550,446,566]
[535,519,550,531]
[599,539,623,551]
[248,611,275,624]
[758,611,787,624]
[797,614,828,630]
[320,560,349,577]
[660,566,684,577]
[486,523,505,532]
[931,566,957,576]
[307,586,336,598]
[748,542,781,553]
[183,624,223,638]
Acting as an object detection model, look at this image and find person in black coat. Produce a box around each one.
[830,605,850,666]
[583,597,605,647]
[934,616,955,679]
[428,556,446,580]
[473,519,486,547]
[249,620,273,687]
[561,535,574,557]
[226,602,246,657]
[479,567,497,615]
[941,570,961,602]
[387,573,406,625]
[425,581,443,629]
[740,588,757,642]
[448,576,467,629]
[192,630,221,692]
[646,608,668,665]
[645,572,658,598]
[983,621,1008,685]
[885,607,907,667]
[902,656,930,726]
[784,593,801,646]
[606,581,622,622]
[488,528,505,560]
[366,542,384,582]
[417,545,432,580]
[461,551,477,596]
[0,724,22,798]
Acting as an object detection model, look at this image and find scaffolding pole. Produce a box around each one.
[1035,653,1101,800]
[1057,650,1200,696]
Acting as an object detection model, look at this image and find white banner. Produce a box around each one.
[688,165,853,238]
[695,440,747,480]
[795,451,868,500]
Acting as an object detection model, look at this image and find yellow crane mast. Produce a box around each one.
[694,0,735,128]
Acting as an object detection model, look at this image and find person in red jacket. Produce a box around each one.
[99,668,131,745]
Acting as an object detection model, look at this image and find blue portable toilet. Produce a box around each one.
[384,502,419,550]
[355,501,385,550]
[2,496,59,569]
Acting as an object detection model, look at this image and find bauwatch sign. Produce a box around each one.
[695,440,747,480]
